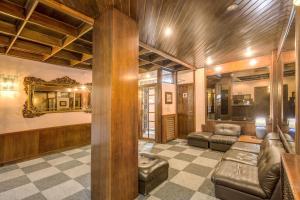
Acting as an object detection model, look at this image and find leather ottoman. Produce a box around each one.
[187,132,213,148]
[138,153,169,195]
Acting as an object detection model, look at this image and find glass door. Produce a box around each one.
[141,86,156,140]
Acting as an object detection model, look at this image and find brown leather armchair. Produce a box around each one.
[210,123,241,152]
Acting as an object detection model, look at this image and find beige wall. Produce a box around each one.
[195,68,206,131]
[0,55,92,133]
[232,79,270,99]
[162,83,176,115]
[177,70,194,84]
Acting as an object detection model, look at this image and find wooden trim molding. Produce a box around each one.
[0,123,91,165]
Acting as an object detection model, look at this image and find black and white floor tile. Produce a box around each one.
[0,139,222,200]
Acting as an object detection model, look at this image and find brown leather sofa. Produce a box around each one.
[210,124,241,152]
[138,153,169,195]
[187,132,213,148]
[211,132,294,200]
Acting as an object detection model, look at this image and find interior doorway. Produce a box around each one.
[177,84,195,138]
[140,86,156,140]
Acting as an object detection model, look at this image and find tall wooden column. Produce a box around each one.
[270,50,281,132]
[91,8,139,200]
[295,7,300,154]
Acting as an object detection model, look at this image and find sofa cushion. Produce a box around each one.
[222,149,258,166]
[187,132,213,141]
[257,146,281,198]
[210,135,238,145]
[211,161,266,198]
[214,124,241,136]
[138,153,169,182]
[230,142,260,154]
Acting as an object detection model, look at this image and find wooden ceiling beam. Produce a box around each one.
[0,21,17,36]
[5,0,39,54]
[30,12,78,37]
[8,48,43,61]
[54,49,82,61]
[139,42,195,70]
[13,39,52,55]
[70,53,93,66]
[43,23,92,61]
[0,1,25,20]
[38,0,94,25]
[73,62,92,70]
[20,28,62,47]
[65,42,92,55]
[0,35,10,46]
[46,56,70,66]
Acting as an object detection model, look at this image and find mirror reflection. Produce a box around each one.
[23,76,91,118]
[207,67,270,122]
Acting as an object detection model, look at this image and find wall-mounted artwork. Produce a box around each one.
[165,92,173,104]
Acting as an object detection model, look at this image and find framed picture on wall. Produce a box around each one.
[165,92,173,104]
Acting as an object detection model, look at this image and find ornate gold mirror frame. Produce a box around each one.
[23,76,92,118]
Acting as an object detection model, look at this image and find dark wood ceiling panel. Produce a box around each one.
[138,0,293,67]
[0,0,294,71]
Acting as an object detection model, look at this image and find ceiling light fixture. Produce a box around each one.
[294,0,300,6]
[250,59,257,66]
[206,57,213,65]
[164,27,173,37]
[245,47,253,57]
[214,66,222,73]
[227,3,239,12]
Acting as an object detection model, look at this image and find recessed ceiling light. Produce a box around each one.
[245,47,253,57]
[294,0,300,6]
[250,59,257,66]
[214,66,222,73]
[164,27,173,37]
[146,73,151,78]
[227,3,239,12]
[206,57,213,65]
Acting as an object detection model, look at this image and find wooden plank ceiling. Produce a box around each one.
[0,0,295,71]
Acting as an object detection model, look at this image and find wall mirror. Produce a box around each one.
[23,76,91,118]
[207,66,270,122]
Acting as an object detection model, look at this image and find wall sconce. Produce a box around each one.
[255,117,266,139]
[0,74,18,97]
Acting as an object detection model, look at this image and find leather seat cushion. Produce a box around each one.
[138,153,169,182]
[257,146,281,198]
[211,161,266,198]
[210,135,238,145]
[230,142,260,154]
[214,123,241,136]
[187,132,213,141]
[222,149,258,166]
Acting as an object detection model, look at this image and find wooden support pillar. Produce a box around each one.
[91,8,139,200]
[295,7,300,154]
[271,50,280,132]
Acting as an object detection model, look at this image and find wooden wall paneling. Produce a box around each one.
[0,123,91,165]
[92,8,139,200]
[1,130,40,164]
[295,7,300,155]
[162,114,177,143]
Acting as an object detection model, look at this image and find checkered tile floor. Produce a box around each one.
[0,139,222,200]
